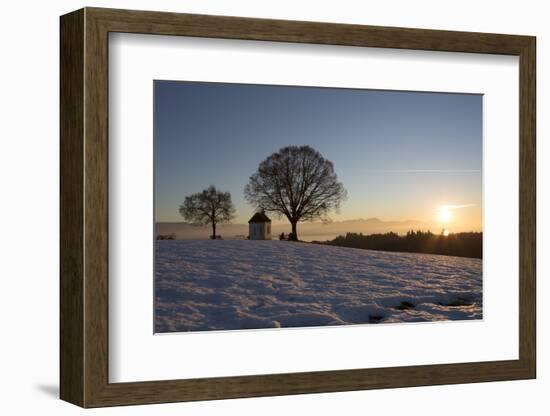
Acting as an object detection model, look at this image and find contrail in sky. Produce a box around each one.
[374,169,481,173]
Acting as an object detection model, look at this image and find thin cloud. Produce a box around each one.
[435,204,477,211]
[373,169,481,173]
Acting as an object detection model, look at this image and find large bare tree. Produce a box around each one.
[244,146,346,241]
[179,185,236,239]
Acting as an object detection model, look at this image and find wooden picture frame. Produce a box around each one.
[60,7,536,408]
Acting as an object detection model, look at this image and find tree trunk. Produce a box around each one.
[212,221,216,239]
[290,221,298,241]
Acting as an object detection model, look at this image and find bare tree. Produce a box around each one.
[244,146,347,241]
[179,185,236,239]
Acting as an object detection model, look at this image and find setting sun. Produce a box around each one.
[437,207,452,223]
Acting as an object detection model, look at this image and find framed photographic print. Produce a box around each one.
[60,7,536,408]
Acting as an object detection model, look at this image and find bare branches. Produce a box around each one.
[244,146,347,240]
[179,185,236,238]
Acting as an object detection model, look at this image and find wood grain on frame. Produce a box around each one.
[60,8,85,406]
[60,7,536,408]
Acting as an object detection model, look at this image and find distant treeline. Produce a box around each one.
[316,230,482,259]
[156,233,176,240]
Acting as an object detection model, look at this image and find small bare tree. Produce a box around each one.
[179,185,236,239]
[245,146,347,241]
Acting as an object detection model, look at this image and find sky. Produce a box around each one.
[154,80,482,233]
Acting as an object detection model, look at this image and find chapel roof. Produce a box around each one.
[248,211,271,223]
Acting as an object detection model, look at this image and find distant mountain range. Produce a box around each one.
[156,218,441,242]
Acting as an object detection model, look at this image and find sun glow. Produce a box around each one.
[437,206,452,223]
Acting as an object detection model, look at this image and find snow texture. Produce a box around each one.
[155,240,482,333]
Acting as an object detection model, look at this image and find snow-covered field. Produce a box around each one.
[155,240,482,333]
